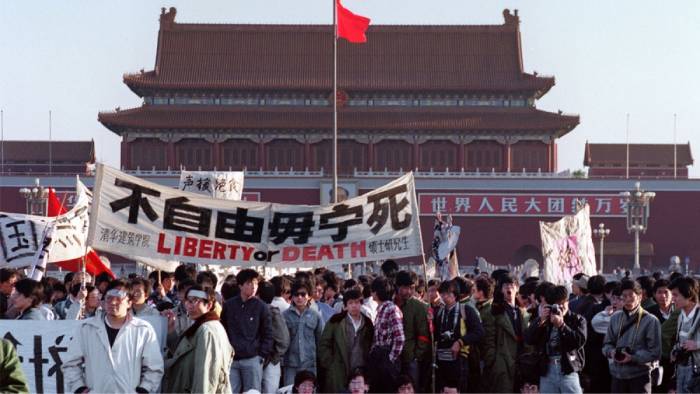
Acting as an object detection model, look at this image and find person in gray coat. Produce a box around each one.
[282,279,324,386]
[602,279,661,394]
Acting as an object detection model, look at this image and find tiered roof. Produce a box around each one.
[100,106,578,136]
[584,142,694,166]
[123,8,554,97]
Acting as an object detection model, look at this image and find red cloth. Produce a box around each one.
[336,0,370,43]
[48,188,115,278]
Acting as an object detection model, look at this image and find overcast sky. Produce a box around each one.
[1,0,699,176]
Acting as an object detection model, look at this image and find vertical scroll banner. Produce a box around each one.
[540,204,597,285]
[178,171,245,201]
[88,165,421,267]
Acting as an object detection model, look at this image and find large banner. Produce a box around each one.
[88,165,422,267]
[179,170,245,201]
[0,213,54,267]
[47,180,92,263]
[540,204,597,285]
[0,316,167,394]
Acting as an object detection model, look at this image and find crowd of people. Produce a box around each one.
[1,262,700,394]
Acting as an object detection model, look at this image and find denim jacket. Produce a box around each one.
[283,305,324,369]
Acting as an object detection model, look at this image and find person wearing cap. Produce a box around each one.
[162,285,234,393]
[568,273,589,314]
[62,279,164,393]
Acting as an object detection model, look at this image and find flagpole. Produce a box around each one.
[1,109,4,175]
[625,113,630,179]
[49,110,53,175]
[673,113,677,179]
[332,0,338,204]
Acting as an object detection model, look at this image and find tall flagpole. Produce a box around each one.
[625,113,630,179]
[332,0,338,204]
[1,109,4,175]
[673,113,677,179]
[49,110,53,175]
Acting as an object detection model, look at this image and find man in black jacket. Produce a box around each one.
[221,269,274,393]
[525,285,587,394]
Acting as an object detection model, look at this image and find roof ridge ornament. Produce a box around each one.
[160,7,177,30]
[503,9,520,26]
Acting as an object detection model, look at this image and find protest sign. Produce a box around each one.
[179,170,244,201]
[540,204,597,285]
[0,213,54,268]
[88,164,422,267]
[0,315,167,393]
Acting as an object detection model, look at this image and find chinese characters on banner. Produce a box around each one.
[88,165,422,268]
[0,317,167,394]
[47,180,92,263]
[540,204,598,285]
[0,213,54,268]
[179,171,245,201]
[419,193,626,217]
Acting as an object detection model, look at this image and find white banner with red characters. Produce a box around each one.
[540,204,598,285]
[419,193,627,217]
[88,164,422,267]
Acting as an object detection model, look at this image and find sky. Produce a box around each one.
[1,0,699,176]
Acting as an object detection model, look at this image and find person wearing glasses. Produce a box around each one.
[62,279,164,393]
[162,285,234,393]
[283,279,325,386]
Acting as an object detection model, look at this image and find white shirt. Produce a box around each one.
[272,296,290,313]
[361,297,378,322]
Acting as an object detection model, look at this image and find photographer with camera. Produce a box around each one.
[524,285,586,393]
[602,279,662,393]
[668,276,700,394]
[433,279,484,392]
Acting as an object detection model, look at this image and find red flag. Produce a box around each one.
[336,0,370,43]
[48,188,115,279]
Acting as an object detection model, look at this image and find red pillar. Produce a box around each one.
[304,142,312,170]
[258,141,266,170]
[368,142,374,171]
[547,141,553,172]
[413,141,420,171]
[167,141,176,170]
[121,139,130,170]
[212,141,221,170]
[458,141,465,170]
[505,143,512,172]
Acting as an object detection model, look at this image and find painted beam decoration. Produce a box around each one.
[420,193,627,217]
[88,165,422,267]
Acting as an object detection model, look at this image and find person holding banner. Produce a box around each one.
[162,285,233,393]
[62,280,164,393]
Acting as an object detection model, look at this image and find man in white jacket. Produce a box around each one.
[62,280,164,393]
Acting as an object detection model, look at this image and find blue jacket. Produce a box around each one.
[283,305,324,369]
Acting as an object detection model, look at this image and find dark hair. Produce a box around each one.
[428,279,442,289]
[348,368,367,385]
[174,264,197,283]
[343,288,363,306]
[15,279,44,308]
[415,278,426,295]
[453,276,473,297]
[95,272,112,286]
[63,271,75,285]
[519,280,538,299]
[475,277,494,299]
[292,370,316,393]
[128,278,151,294]
[270,276,291,297]
[544,285,569,305]
[534,281,555,302]
[396,374,414,389]
[438,280,459,297]
[669,277,700,303]
[370,276,394,301]
[491,269,510,283]
[652,279,671,294]
[587,275,606,295]
[636,276,655,299]
[619,279,643,295]
[178,278,196,294]
[196,271,218,289]
[294,271,316,289]
[186,285,217,308]
[291,279,313,297]
[221,281,239,301]
[69,283,83,297]
[395,270,417,287]
[0,268,18,284]
[604,281,620,295]
[381,260,399,278]
[669,271,684,283]
[257,281,275,304]
[343,279,358,291]
[236,269,260,286]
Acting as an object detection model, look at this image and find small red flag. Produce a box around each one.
[48,188,115,279]
[336,0,370,43]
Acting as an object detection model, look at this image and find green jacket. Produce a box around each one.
[162,320,234,393]
[0,338,29,393]
[398,297,431,363]
[480,302,531,393]
[318,311,374,394]
[661,309,681,359]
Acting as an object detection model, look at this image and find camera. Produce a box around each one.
[672,347,691,365]
[547,304,561,315]
[614,347,633,361]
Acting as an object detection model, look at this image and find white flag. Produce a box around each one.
[540,204,597,285]
[47,179,92,262]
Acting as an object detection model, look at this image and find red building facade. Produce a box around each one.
[99,8,578,175]
[585,142,694,179]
